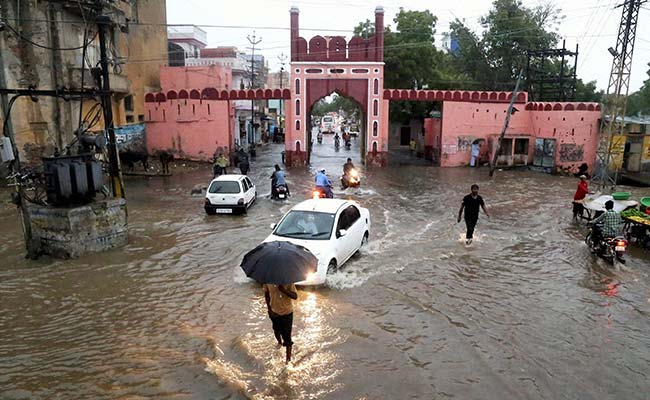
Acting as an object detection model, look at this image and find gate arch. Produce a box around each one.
[284,6,387,166]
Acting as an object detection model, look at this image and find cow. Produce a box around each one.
[157,150,174,174]
[119,151,149,172]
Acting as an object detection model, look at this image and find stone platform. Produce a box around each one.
[27,199,128,258]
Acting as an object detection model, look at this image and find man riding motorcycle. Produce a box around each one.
[341,158,360,188]
[314,168,334,198]
[271,164,290,199]
[317,130,323,144]
[334,133,341,149]
[590,200,623,244]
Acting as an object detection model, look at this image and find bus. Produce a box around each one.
[321,115,334,132]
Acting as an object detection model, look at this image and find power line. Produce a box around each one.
[3,22,98,51]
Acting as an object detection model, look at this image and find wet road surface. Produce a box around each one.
[1,136,650,399]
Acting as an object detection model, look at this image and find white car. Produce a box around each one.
[264,199,371,285]
[204,175,256,215]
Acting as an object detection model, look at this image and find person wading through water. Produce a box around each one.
[263,283,298,363]
[458,184,490,244]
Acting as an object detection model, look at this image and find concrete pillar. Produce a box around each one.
[290,7,300,61]
[375,6,384,62]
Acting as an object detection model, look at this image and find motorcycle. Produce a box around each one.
[345,139,351,150]
[272,184,288,200]
[317,133,323,144]
[585,225,628,264]
[334,137,340,149]
[312,186,333,199]
[341,168,360,189]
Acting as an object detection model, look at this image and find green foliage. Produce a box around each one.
[311,94,361,120]
[574,79,603,103]
[351,0,603,121]
[626,69,650,116]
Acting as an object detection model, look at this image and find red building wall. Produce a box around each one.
[144,65,235,161]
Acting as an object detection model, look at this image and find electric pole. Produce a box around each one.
[490,70,524,178]
[278,52,287,134]
[97,14,125,198]
[593,0,646,190]
[247,32,262,145]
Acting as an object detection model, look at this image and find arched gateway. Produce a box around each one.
[284,7,388,166]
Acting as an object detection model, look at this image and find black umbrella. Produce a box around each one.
[241,241,318,284]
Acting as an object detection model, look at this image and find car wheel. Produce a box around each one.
[361,231,369,247]
[327,259,337,273]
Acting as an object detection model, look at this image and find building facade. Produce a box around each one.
[0,0,168,165]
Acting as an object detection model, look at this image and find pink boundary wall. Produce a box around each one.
[144,66,234,161]
[429,101,601,172]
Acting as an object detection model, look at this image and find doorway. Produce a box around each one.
[534,138,556,168]
[400,127,411,146]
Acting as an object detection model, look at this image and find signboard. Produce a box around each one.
[113,123,146,153]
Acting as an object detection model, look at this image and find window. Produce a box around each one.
[337,206,361,234]
[336,212,350,233]
[296,120,301,130]
[295,78,301,95]
[138,114,144,122]
[274,211,336,240]
[245,178,253,190]
[345,205,361,226]
[124,95,134,112]
[208,181,241,194]
[373,99,378,116]
[126,115,134,123]
[373,121,378,137]
[373,79,379,95]
[296,99,301,116]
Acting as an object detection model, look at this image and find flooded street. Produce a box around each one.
[1,138,650,399]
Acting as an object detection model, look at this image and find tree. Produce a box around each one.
[448,0,564,91]
[311,94,361,120]
[574,79,603,103]
[626,68,650,116]
[354,9,460,123]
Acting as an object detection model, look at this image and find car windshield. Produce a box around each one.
[208,180,241,194]
[274,210,335,240]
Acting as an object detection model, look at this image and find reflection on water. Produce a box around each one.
[203,291,342,399]
[1,142,650,399]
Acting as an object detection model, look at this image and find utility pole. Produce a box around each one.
[278,52,287,134]
[0,9,37,257]
[97,15,124,198]
[593,0,646,190]
[247,32,262,145]
[490,69,524,178]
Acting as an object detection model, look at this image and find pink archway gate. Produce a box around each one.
[285,6,388,166]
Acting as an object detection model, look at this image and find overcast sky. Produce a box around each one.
[165,0,650,92]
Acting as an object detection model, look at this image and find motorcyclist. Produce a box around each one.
[270,164,290,197]
[590,200,622,247]
[343,158,355,176]
[334,133,341,148]
[317,129,323,143]
[315,168,334,198]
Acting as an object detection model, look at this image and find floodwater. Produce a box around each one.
[1,135,650,400]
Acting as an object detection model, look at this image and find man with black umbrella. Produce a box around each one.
[263,283,298,363]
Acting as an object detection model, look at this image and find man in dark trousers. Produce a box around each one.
[263,283,298,363]
[458,184,490,244]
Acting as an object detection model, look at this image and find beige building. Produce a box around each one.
[0,0,167,165]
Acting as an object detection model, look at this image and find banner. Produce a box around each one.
[113,123,146,153]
